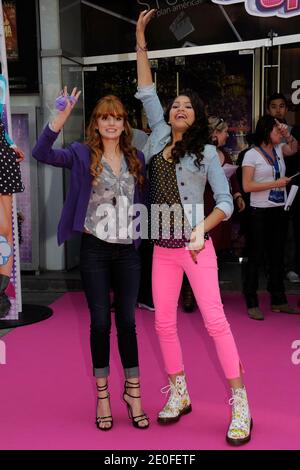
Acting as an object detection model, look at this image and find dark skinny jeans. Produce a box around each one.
[80,233,141,378]
[243,206,288,308]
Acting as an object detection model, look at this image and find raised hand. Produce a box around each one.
[136,9,156,41]
[275,118,289,139]
[136,9,157,87]
[50,86,81,132]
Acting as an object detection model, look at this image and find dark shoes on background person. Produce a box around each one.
[247,307,264,320]
[0,274,11,319]
[248,303,300,319]
[181,283,195,313]
[137,301,155,311]
[271,303,300,314]
[286,271,300,283]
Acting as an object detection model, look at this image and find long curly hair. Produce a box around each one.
[164,89,209,168]
[85,95,144,187]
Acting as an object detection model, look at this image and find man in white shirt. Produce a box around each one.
[267,93,300,284]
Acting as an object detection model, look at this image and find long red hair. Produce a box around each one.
[85,95,144,187]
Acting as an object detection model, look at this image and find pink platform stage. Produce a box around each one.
[1,292,300,450]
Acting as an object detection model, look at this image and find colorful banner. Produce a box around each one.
[212,0,300,18]
[3,1,18,61]
[12,113,33,266]
[0,0,22,320]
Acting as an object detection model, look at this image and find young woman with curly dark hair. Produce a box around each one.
[32,88,149,431]
[135,9,252,446]
[163,89,209,168]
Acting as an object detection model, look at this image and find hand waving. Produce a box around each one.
[136,9,156,37]
[275,118,289,139]
[51,86,81,132]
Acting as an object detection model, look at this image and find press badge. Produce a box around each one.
[268,188,285,204]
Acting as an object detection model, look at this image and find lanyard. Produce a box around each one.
[258,146,280,179]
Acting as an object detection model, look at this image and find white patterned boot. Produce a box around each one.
[226,386,253,446]
[157,375,192,424]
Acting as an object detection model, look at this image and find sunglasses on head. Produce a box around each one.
[216,118,224,128]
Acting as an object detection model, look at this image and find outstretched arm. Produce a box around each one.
[32,86,81,169]
[135,10,170,163]
[136,9,156,88]
[135,9,169,132]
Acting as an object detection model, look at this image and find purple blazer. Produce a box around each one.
[32,125,148,249]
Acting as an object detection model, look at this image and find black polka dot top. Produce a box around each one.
[149,151,190,248]
[0,119,24,195]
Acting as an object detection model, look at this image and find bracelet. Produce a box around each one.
[135,42,148,52]
[191,228,209,240]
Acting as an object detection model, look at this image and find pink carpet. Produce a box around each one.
[1,291,300,450]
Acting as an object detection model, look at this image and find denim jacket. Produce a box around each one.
[135,84,233,228]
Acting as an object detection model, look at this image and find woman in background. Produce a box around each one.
[242,114,300,320]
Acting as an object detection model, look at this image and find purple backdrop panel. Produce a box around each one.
[12,114,32,264]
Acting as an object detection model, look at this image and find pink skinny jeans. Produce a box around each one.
[152,239,242,379]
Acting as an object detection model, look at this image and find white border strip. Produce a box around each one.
[83,34,300,65]
[82,0,137,25]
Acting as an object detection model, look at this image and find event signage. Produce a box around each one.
[212,0,300,18]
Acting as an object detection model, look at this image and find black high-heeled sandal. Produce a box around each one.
[95,383,113,431]
[123,380,149,430]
